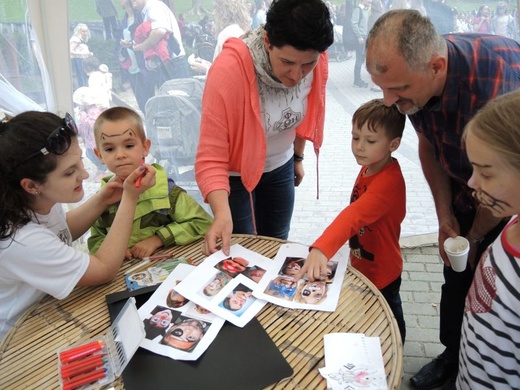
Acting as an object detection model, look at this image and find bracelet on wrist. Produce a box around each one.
[293,153,304,162]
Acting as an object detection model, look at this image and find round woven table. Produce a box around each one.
[0,234,402,389]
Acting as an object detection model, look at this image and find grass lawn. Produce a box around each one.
[0,0,214,23]
[1,1,512,24]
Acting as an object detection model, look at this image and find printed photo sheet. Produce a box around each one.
[253,243,348,311]
[319,333,387,390]
[125,257,189,291]
[174,244,269,327]
[137,263,226,361]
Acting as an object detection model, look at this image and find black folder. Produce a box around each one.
[106,286,293,390]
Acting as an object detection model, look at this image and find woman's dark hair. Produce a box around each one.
[265,0,334,52]
[0,111,68,240]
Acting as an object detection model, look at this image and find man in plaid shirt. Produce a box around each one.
[365,9,520,390]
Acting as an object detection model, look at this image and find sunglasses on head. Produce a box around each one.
[15,113,78,168]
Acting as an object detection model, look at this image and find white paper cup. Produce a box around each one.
[444,236,470,272]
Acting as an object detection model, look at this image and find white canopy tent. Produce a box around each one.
[1,0,72,116]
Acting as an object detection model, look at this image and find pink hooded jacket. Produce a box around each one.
[195,37,328,201]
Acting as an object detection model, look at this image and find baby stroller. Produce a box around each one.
[144,77,205,185]
[329,25,350,62]
[183,21,216,62]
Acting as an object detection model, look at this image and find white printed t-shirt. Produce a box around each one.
[0,204,89,340]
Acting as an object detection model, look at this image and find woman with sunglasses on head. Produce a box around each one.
[0,111,156,340]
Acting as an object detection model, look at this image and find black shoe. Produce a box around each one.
[441,374,457,390]
[409,354,458,390]
[354,80,368,88]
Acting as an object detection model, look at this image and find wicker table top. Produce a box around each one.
[0,234,402,389]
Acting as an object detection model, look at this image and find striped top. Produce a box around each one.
[457,216,520,389]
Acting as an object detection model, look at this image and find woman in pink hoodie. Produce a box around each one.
[195,0,334,256]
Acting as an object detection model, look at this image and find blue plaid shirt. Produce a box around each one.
[409,33,520,213]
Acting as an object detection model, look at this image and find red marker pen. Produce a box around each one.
[59,341,104,363]
[135,157,145,188]
[62,367,106,390]
[61,355,106,378]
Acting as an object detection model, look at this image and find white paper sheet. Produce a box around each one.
[137,263,226,361]
[253,243,348,311]
[319,333,387,390]
[174,244,269,327]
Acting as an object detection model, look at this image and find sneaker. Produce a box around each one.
[354,80,368,88]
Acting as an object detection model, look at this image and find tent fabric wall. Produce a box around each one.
[27,0,73,116]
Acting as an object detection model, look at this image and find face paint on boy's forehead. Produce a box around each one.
[100,128,137,141]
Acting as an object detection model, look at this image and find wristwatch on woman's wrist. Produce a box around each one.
[293,153,304,162]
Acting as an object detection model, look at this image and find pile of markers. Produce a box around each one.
[58,339,111,390]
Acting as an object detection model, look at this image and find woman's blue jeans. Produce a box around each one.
[228,158,295,240]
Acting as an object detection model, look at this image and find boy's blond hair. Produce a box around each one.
[352,99,405,140]
[93,107,146,147]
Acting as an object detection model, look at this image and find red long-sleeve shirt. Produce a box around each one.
[312,160,405,289]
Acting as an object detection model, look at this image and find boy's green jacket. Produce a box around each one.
[88,164,212,254]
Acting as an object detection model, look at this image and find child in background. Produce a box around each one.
[457,90,520,388]
[72,86,107,179]
[83,56,112,108]
[134,20,170,70]
[297,99,407,343]
[88,107,213,259]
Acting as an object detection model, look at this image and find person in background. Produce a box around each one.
[212,0,251,60]
[131,0,190,87]
[72,86,108,180]
[251,0,267,28]
[83,56,112,109]
[472,4,492,34]
[195,0,333,256]
[118,0,155,114]
[69,23,93,88]
[365,9,520,389]
[367,0,383,92]
[95,0,120,40]
[351,0,371,88]
[492,1,518,40]
[424,0,455,34]
[457,89,520,389]
[188,0,252,75]
[88,107,212,259]
[0,111,155,340]
[297,99,407,343]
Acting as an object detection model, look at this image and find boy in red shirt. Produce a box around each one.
[298,99,407,343]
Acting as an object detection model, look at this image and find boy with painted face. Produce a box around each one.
[88,107,212,259]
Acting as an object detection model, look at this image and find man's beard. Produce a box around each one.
[395,100,421,115]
